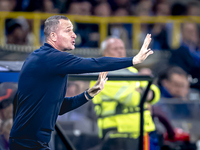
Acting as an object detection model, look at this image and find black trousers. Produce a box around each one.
[9,138,50,150]
[101,138,140,150]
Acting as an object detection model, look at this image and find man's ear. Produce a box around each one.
[50,32,57,42]
[103,49,108,56]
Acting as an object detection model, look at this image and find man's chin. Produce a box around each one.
[63,46,75,51]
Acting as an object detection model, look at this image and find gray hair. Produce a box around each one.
[44,15,69,40]
[100,36,119,54]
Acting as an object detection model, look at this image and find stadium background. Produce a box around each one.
[0,0,200,150]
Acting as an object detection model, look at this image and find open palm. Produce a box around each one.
[132,34,153,65]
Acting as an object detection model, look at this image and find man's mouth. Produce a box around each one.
[72,41,75,45]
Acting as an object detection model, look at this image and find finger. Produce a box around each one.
[98,72,101,80]
[101,72,106,80]
[97,72,102,83]
[144,35,151,49]
[104,77,108,83]
[103,72,108,79]
[141,34,151,50]
[145,49,154,56]
[147,37,151,47]
[102,77,108,88]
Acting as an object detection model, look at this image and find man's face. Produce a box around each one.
[182,23,198,45]
[55,19,76,51]
[163,73,189,98]
[104,39,126,58]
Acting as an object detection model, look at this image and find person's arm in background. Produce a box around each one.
[137,68,160,105]
[59,72,108,115]
[146,84,160,105]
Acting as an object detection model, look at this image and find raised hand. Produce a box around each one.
[86,72,108,99]
[132,34,153,65]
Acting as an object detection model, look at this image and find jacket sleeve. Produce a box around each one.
[46,50,133,75]
[140,82,160,105]
[59,92,88,115]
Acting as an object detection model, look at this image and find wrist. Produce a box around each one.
[84,90,94,100]
[132,55,140,65]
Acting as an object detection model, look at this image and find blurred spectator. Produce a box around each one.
[0,119,13,150]
[112,0,129,8]
[171,2,186,16]
[39,0,59,44]
[181,22,199,53]
[158,66,189,99]
[0,0,17,11]
[80,1,92,16]
[66,0,92,15]
[42,0,58,13]
[110,7,130,48]
[0,82,16,150]
[93,2,111,16]
[150,1,170,50]
[134,1,153,48]
[186,0,200,16]
[15,0,58,12]
[67,2,82,15]
[169,22,200,89]
[71,2,111,48]
[0,82,17,121]
[6,18,30,45]
[57,81,97,134]
[134,0,152,16]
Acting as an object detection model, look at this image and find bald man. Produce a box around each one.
[91,37,160,150]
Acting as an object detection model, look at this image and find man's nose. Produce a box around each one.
[72,32,77,39]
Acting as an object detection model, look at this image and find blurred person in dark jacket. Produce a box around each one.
[169,22,200,88]
[151,0,170,50]
[158,66,189,99]
[6,19,29,45]
[65,1,97,48]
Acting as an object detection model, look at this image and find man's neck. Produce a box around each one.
[46,40,62,51]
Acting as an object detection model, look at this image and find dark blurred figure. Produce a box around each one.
[0,0,17,11]
[0,119,13,150]
[186,0,200,16]
[150,0,170,50]
[68,2,111,48]
[109,7,130,48]
[108,0,130,12]
[171,2,187,16]
[169,22,200,89]
[6,19,29,45]
[0,82,17,150]
[133,0,153,49]
[158,66,189,99]
[15,0,58,12]
[67,2,82,15]
[94,2,111,16]
[38,0,59,45]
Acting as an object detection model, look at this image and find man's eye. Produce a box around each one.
[67,30,70,32]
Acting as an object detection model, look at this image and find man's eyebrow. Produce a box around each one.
[64,26,73,30]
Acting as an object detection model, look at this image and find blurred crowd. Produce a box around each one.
[3,0,200,48]
[0,83,17,150]
[3,0,200,86]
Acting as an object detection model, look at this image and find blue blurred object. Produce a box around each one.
[0,72,19,83]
